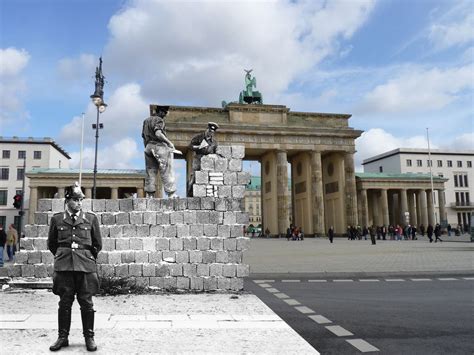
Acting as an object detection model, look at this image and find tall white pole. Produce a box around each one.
[79,112,85,186]
[426,128,437,224]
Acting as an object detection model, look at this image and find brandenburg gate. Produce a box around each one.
[155,103,362,236]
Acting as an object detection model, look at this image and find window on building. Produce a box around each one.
[2,150,10,159]
[34,151,42,159]
[379,166,383,173]
[457,161,462,168]
[464,175,469,187]
[417,160,422,167]
[466,192,470,204]
[437,160,442,167]
[17,168,24,181]
[0,168,9,180]
[459,175,464,187]
[447,160,452,167]
[455,192,460,203]
[406,159,412,167]
[454,175,458,187]
[0,190,7,205]
[0,216,6,229]
[18,150,26,159]
[427,160,432,167]
[468,161,472,168]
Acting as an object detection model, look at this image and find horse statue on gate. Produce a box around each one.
[239,69,263,105]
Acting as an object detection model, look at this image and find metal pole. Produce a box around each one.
[19,156,26,249]
[79,112,85,186]
[426,128,436,224]
[92,107,99,199]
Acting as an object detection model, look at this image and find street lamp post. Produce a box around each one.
[90,57,107,199]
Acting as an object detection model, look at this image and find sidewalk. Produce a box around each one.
[0,290,318,354]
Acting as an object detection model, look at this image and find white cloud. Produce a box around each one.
[446,132,474,150]
[429,11,474,50]
[57,53,97,82]
[0,47,30,77]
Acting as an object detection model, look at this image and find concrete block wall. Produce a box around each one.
[1,146,251,292]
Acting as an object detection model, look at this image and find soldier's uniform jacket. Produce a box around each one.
[48,211,102,273]
[142,116,166,146]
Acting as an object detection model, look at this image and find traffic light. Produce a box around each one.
[13,194,22,209]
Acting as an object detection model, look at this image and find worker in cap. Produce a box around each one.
[142,105,177,198]
[187,122,220,196]
[48,181,102,352]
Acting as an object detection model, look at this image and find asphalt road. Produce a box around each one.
[245,275,474,355]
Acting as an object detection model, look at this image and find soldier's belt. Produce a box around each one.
[58,242,92,250]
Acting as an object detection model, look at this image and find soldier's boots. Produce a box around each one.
[81,310,97,352]
[49,309,71,351]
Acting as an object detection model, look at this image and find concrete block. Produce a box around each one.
[24,225,38,239]
[196,264,209,277]
[203,224,218,237]
[203,277,218,291]
[92,199,106,212]
[135,250,148,263]
[209,264,223,277]
[237,171,251,185]
[161,198,175,211]
[105,199,119,212]
[214,198,227,211]
[177,224,190,237]
[34,238,47,251]
[148,198,161,211]
[209,211,223,224]
[183,263,197,277]
[50,199,64,212]
[187,197,201,210]
[115,264,129,277]
[130,212,144,224]
[193,185,206,197]
[175,198,187,210]
[156,212,170,225]
[123,225,137,238]
[223,264,236,277]
[231,145,245,159]
[216,145,232,159]
[201,197,215,210]
[164,224,178,240]
[228,251,243,263]
[214,158,228,171]
[15,251,29,264]
[195,171,209,184]
[81,199,92,212]
[169,264,183,276]
[116,239,130,251]
[162,251,176,263]
[108,251,122,265]
[28,251,42,264]
[100,225,110,238]
[190,224,204,237]
[236,212,249,224]
[231,225,245,238]
[232,186,246,198]
[129,263,142,277]
[228,159,242,172]
[150,225,164,238]
[183,237,197,250]
[101,213,115,225]
[102,238,116,251]
[170,211,184,225]
[21,238,34,250]
[200,155,215,170]
[170,238,183,251]
[119,199,133,212]
[142,263,156,277]
[217,277,231,290]
[176,277,189,290]
[216,251,229,263]
[196,211,210,224]
[148,251,162,263]
[156,264,169,277]
[156,238,169,251]
[35,212,48,225]
[100,264,115,278]
[37,225,49,238]
[38,199,52,212]
[190,277,204,291]
[223,172,237,185]
[230,277,244,291]
[183,211,197,224]
[22,265,35,277]
[237,237,250,251]
[8,264,22,277]
[217,225,230,238]
[116,212,129,225]
[41,251,54,264]
[149,277,165,288]
[223,211,236,225]
[122,250,135,263]
[109,225,123,238]
[189,250,202,263]
[227,198,244,211]
[96,252,108,264]
[237,264,250,277]
[175,251,189,263]
[136,225,150,238]
[133,198,148,211]
[34,264,48,278]
[202,250,216,264]
[197,237,210,250]
[143,238,156,251]
[164,277,177,290]
[224,238,237,251]
[218,185,232,198]
[142,211,156,225]
[210,238,223,250]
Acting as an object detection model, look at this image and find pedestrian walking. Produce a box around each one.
[369,225,376,245]
[47,182,102,352]
[0,225,6,267]
[328,226,334,243]
[434,224,443,243]
[6,224,18,261]
[427,224,434,243]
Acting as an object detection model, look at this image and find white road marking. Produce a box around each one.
[274,293,290,299]
[333,279,354,282]
[253,280,275,283]
[462,277,474,280]
[294,306,314,314]
[266,288,279,293]
[283,299,301,306]
[411,278,432,281]
[282,280,301,283]
[258,283,272,288]
[437,278,458,281]
[325,325,354,337]
[308,315,332,324]
[308,280,327,282]
[346,339,380,352]
[385,279,405,282]
[359,279,380,282]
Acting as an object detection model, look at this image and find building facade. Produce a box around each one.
[244,176,262,225]
[363,148,473,228]
[0,137,70,231]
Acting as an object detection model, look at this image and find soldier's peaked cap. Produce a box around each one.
[65,181,85,200]
[208,122,219,131]
[154,105,170,114]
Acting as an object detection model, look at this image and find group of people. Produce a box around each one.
[343,223,445,243]
[0,224,18,267]
[286,224,304,241]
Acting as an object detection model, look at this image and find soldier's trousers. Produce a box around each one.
[144,143,176,195]
[53,271,99,311]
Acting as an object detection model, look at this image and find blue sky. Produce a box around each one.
[1,0,473,196]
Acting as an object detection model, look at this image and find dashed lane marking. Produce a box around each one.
[282,280,301,283]
[258,283,272,288]
[308,315,332,324]
[346,339,380,352]
[333,279,354,282]
[274,293,290,299]
[294,306,314,314]
[325,325,354,337]
[283,299,301,306]
[253,280,275,284]
[437,278,458,281]
[359,279,380,282]
[385,279,405,282]
[463,277,474,280]
[410,278,432,281]
[266,288,279,293]
[308,280,327,283]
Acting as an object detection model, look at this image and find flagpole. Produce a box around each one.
[426,127,436,224]
[79,112,85,185]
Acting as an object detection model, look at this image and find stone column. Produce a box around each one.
[137,187,144,198]
[311,151,325,235]
[57,187,65,198]
[276,150,290,235]
[344,153,358,226]
[419,189,428,226]
[381,189,389,226]
[360,188,369,227]
[416,191,422,226]
[111,187,119,200]
[371,190,379,226]
[427,190,435,225]
[28,186,38,224]
[438,190,446,223]
[85,188,92,199]
[408,191,417,226]
[400,189,408,226]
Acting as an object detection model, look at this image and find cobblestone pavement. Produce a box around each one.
[244,234,474,275]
